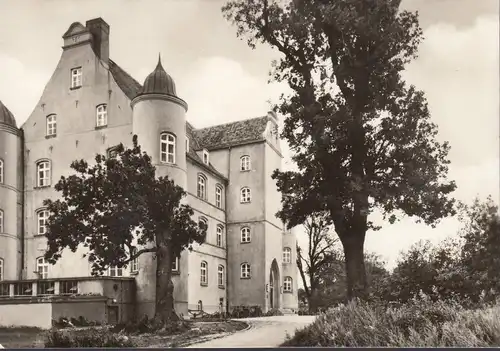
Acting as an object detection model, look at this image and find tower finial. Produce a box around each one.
[156,53,163,70]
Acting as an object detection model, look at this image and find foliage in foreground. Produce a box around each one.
[282,297,500,347]
[45,327,134,348]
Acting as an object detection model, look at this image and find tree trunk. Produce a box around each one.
[339,233,368,300]
[154,244,178,323]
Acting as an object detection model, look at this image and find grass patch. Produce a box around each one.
[0,326,45,348]
[282,298,500,347]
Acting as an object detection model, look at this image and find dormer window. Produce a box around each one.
[202,149,209,164]
[70,67,82,89]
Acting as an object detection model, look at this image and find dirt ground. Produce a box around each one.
[0,320,248,348]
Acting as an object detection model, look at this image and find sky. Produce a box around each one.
[0,0,498,269]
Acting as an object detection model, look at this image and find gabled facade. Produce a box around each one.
[0,17,298,324]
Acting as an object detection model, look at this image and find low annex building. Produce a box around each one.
[0,17,299,328]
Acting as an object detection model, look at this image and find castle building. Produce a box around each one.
[0,18,298,326]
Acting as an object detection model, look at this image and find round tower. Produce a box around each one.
[131,55,188,189]
[130,56,188,318]
[0,100,23,281]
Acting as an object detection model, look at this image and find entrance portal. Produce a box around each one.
[269,259,280,310]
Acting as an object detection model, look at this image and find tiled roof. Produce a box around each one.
[192,116,269,151]
[0,100,17,127]
[109,59,143,100]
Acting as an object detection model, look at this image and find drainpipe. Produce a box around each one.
[225,146,231,315]
[19,128,25,280]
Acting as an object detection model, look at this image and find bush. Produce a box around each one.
[282,297,500,347]
[264,308,284,317]
[112,315,190,335]
[45,328,134,347]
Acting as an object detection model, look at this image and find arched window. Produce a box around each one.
[240,155,251,171]
[0,258,3,281]
[284,276,293,292]
[160,133,176,164]
[197,174,207,199]
[0,209,3,233]
[199,216,208,243]
[240,263,251,279]
[200,261,208,285]
[283,247,292,264]
[130,248,139,273]
[37,209,49,236]
[0,159,4,184]
[240,227,251,243]
[218,265,225,287]
[216,225,223,247]
[215,185,223,208]
[96,104,108,127]
[240,187,251,203]
[46,114,57,137]
[36,257,49,279]
[36,160,51,187]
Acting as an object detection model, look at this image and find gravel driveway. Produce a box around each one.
[187,315,316,348]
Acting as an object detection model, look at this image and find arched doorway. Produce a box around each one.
[269,259,280,310]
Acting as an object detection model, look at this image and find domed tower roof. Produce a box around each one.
[0,100,17,128]
[139,55,177,97]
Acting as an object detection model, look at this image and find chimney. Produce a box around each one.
[86,18,110,64]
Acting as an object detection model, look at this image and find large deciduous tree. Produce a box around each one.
[222,0,456,299]
[43,136,206,323]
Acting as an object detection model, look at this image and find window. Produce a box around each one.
[0,159,3,184]
[109,266,123,277]
[130,248,139,274]
[0,283,9,297]
[284,276,293,292]
[172,257,179,272]
[203,149,209,164]
[197,174,207,199]
[283,247,292,264]
[215,185,223,208]
[240,187,251,203]
[199,217,208,242]
[186,137,190,152]
[60,280,78,295]
[36,160,51,187]
[200,261,208,285]
[14,282,32,296]
[71,67,82,88]
[37,209,49,236]
[37,281,55,295]
[0,258,3,281]
[46,114,57,137]
[240,227,251,243]
[240,155,251,171]
[160,133,176,164]
[36,257,49,279]
[218,265,224,287]
[216,225,223,247]
[240,263,251,279]
[96,104,108,127]
[0,210,3,233]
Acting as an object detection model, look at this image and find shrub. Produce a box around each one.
[45,328,134,348]
[282,298,500,347]
[112,315,190,335]
[264,308,284,317]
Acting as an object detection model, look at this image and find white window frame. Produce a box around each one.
[96,104,108,127]
[172,257,179,272]
[202,149,209,164]
[216,225,223,247]
[0,209,3,233]
[0,258,3,281]
[200,261,208,285]
[71,67,82,89]
[46,114,57,137]
[0,159,3,184]
[215,185,223,208]
[186,137,190,152]
[240,263,251,279]
[241,227,251,243]
[37,209,49,236]
[284,276,293,292]
[218,265,224,287]
[36,257,49,279]
[160,133,176,164]
[240,155,251,171]
[36,161,51,187]
[130,248,139,274]
[283,247,292,264]
[240,187,251,203]
[109,266,123,277]
[197,174,207,199]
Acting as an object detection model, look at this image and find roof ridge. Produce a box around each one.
[194,115,268,132]
[109,59,143,88]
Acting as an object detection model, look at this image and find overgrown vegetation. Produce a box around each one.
[45,328,134,348]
